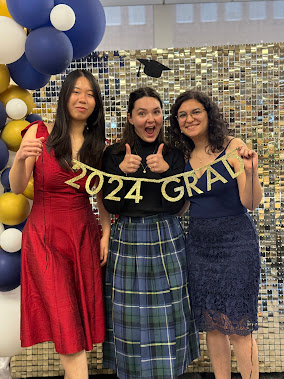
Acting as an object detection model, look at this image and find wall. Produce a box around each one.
[10,42,284,376]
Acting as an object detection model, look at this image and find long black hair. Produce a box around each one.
[114,87,168,154]
[169,90,229,159]
[47,69,105,169]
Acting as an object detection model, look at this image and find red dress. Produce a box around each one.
[20,122,105,354]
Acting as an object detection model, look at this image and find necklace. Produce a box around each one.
[134,146,157,174]
[193,149,210,164]
[194,153,203,164]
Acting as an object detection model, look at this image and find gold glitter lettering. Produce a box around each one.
[161,177,184,202]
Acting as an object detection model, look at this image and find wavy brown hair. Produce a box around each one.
[47,69,105,169]
[168,90,229,159]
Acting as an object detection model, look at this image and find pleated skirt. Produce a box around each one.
[103,213,200,379]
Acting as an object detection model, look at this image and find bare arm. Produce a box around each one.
[96,189,111,267]
[227,138,262,210]
[9,124,44,194]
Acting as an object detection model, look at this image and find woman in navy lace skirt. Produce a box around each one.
[169,90,262,379]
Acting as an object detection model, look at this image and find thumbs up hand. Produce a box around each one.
[146,143,169,173]
[119,143,142,174]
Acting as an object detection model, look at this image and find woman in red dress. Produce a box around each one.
[9,69,110,379]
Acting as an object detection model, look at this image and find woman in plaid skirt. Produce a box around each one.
[102,87,200,378]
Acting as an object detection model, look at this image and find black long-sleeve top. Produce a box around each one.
[102,138,185,217]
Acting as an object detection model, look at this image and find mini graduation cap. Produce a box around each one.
[137,58,171,78]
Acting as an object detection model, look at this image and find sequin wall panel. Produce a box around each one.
[10,43,283,377]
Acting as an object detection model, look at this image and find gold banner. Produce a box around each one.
[65,149,244,203]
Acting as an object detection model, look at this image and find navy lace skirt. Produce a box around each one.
[186,213,260,336]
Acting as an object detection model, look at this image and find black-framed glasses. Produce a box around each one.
[176,108,206,121]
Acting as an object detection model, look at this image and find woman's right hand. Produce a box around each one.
[119,143,142,174]
[16,136,45,161]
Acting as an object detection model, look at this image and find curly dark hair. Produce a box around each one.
[168,90,229,159]
[113,87,169,154]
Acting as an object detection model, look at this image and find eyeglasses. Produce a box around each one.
[176,108,206,121]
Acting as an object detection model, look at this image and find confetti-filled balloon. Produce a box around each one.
[6,98,27,119]
[1,119,29,151]
[0,192,30,225]
[6,0,54,30]
[0,16,26,64]
[25,26,73,75]
[7,53,51,90]
[50,4,75,31]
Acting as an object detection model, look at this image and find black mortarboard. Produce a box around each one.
[137,58,171,78]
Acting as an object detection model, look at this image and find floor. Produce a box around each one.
[23,373,283,379]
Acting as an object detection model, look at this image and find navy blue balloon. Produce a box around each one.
[25,26,73,75]
[55,0,106,60]
[4,219,27,232]
[6,0,54,30]
[7,54,51,90]
[26,113,43,123]
[0,249,21,292]
[0,101,6,130]
[1,167,11,190]
[0,139,9,171]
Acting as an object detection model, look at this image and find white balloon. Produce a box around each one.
[0,222,4,236]
[0,286,23,357]
[0,357,12,379]
[50,4,76,31]
[0,228,22,253]
[6,99,28,120]
[0,17,26,64]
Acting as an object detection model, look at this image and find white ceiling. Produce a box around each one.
[101,0,268,5]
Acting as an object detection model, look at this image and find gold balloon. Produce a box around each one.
[0,64,10,94]
[0,85,34,114]
[22,176,34,200]
[1,119,29,151]
[0,192,30,225]
[0,0,12,18]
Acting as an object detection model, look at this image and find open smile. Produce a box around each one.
[145,126,155,135]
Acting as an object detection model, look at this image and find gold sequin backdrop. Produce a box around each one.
[11,43,283,377]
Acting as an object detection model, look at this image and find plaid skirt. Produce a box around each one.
[103,214,200,379]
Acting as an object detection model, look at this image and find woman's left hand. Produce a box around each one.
[237,146,258,174]
[146,143,169,173]
[100,235,109,267]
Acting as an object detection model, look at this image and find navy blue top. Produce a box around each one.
[184,143,247,219]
